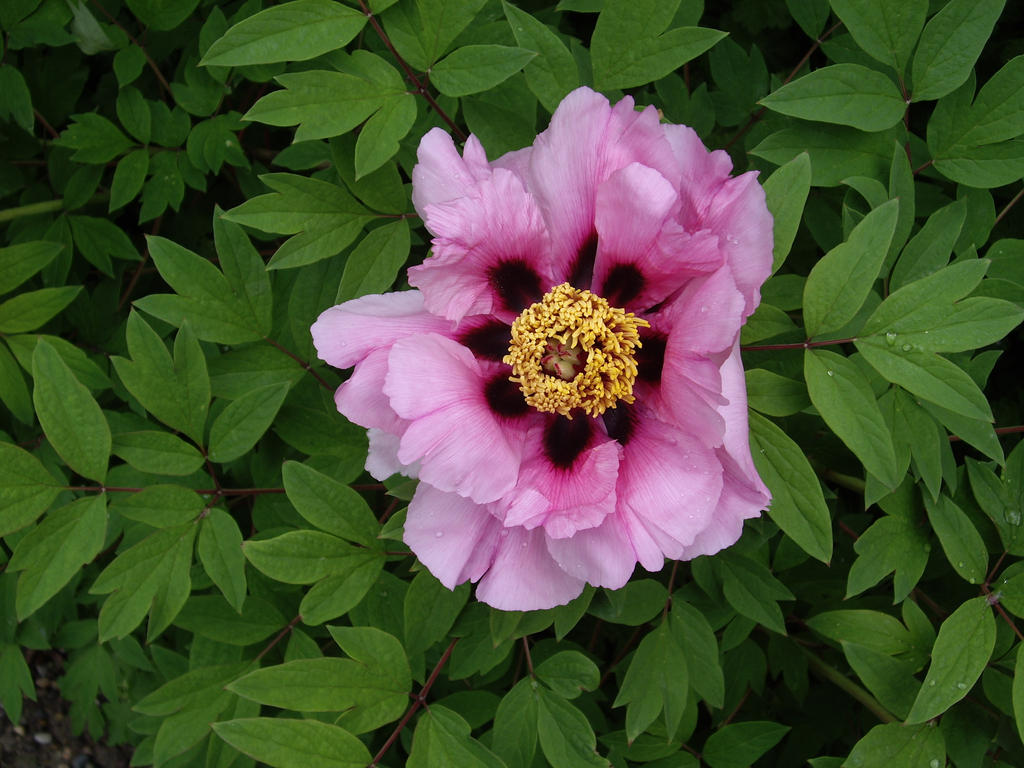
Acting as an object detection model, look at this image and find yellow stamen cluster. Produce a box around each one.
[504,283,649,418]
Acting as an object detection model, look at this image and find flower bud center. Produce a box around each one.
[504,283,649,418]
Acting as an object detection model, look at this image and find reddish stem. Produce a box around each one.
[255,614,302,661]
[995,186,1024,227]
[741,337,856,352]
[263,336,334,391]
[89,0,172,97]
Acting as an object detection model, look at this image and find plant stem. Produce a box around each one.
[0,199,65,222]
[801,647,897,723]
[741,337,856,352]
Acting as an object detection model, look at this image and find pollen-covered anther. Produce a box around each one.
[504,283,649,418]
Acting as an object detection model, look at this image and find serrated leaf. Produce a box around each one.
[198,508,247,612]
[803,199,898,338]
[805,350,900,488]
[211,718,371,768]
[702,721,790,768]
[282,461,379,546]
[760,64,905,131]
[201,0,366,66]
[208,382,289,462]
[432,45,536,97]
[9,494,106,620]
[592,0,725,90]
[748,411,832,563]
[905,596,995,723]
[32,339,110,482]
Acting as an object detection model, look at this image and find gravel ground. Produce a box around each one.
[0,652,132,768]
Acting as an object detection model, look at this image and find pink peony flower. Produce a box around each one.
[312,87,772,611]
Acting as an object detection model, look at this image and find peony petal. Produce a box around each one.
[385,333,526,503]
[663,123,735,228]
[476,526,585,610]
[616,411,724,565]
[545,514,636,589]
[717,343,771,500]
[527,88,678,273]
[404,484,501,589]
[500,421,620,539]
[411,129,492,213]
[311,291,451,370]
[334,348,403,433]
[409,168,554,322]
[593,163,721,310]
[365,428,419,480]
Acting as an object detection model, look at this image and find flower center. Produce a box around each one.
[503,283,649,418]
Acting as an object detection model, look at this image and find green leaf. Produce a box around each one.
[535,651,599,700]
[0,342,32,424]
[854,339,992,421]
[911,0,1005,101]
[802,199,898,338]
[762,152,811,273]
[0,442,61,537]
[842,642,918,720]
[502,1,578,113]
[113,44,146,87]
[932,139,1024,188]
[115,85,150,144]
[201,0,366,66]
[109,148,149,212]
[828,0,927,72]
[54,112,134,164]
[492,678,539,768]
[536,687,608,768]
[0,286,81,333]
[282,461,379,547]
[198,508,247,612]
[336,220,410,302]
[112,431,204,476]
[745,369,810,417]
[845,723,944,768]
[214,213,273,338]
[125,0,199,31]
[91,522,197,642]
[0,240,63,294]
[208,382,289,462]
[379,0,487,71]
[112,485,203,528]
[748,411,832,563]
[889,200,966,291]
[670,601,724,708]
[8,494,106,620]
[403,571,470,656]
[299,553,384,626]
[432,45,536,97]
[807,609,914,655]
[592,0,724,90]
[111,313,209,444]
[847,512,930,600]
[702,721,790,768]
[222,173,372,269]
[1014,645,1024,745]
[135,663,250,717]
[719,553,794,634]
[613,621,688,741]
[211,718,371,768]
[0,643,34,724]
[32,339,110,482]
[760,64,905,131]
[751,125,898,187]
[408,705,507,768]
[923,494,988,585]
[174,594,284,645]
[804,350,900,488]
[0,64,33,132]
[905,596,995,723]
[243,530,362,584]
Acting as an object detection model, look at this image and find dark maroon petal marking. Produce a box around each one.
[460,320,512,362]
[544,414,592,469]
[601,263,646,308]
[568,231,598,290]
[489,260,543,313]
[485,374,530,418]
[603,402,635,445]
[636,331,666,384]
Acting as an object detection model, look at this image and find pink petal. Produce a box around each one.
[404,484,502,589]
[384,334,525,503]
[411,129,492,213]
[545,514,636,590]
[500,422,620,539]
[475,526,586,610]
[408,168,554,322]
[311,291,451,370]
[526,88,679,271]
[717,343,771,500]
[365,428,419,480]
[334,348,403,433]
[616,412,724,566]
[593,163,721,309]
[663,123,735,228]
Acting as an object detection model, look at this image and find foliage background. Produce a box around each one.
[2,0,1024,766]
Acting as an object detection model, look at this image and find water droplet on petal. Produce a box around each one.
[435,531,444,538]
